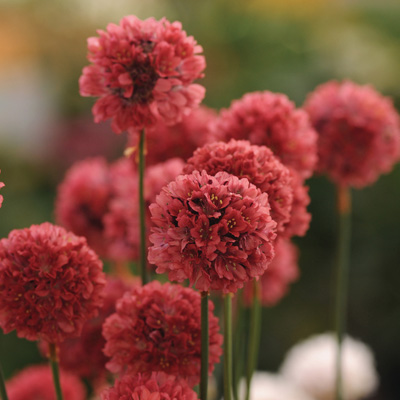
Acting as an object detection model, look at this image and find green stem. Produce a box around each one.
[138,129,148,285]
[334,185,351,400]
[224,294,233,400]
[200,292,209,400]
[245,280,261,400]
[49,343,63,400]
[232,290,245,400]
[0,363,8,400]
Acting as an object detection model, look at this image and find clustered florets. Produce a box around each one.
[148,170,277,293]
[103,281,222,386]
[0,222,106,343]
[79,15,206,133]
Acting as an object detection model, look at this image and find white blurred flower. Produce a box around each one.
[280,332,379,400]
[238,372,317,400]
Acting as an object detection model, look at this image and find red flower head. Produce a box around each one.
[184,139,293,234]
[0,222,106,343]
[39,277,134,381]
[213,91,318,179]
[304,80,400,187]
[55,157,112,258]
[0,170,4,208]
[148,170,277,293]
[129,105,218,165]
[101,372,199,400]
[243,238,299,307]
[6,365,86,400]
[79,15,206,134]
[103,281,222,386]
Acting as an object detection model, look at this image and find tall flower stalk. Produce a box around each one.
[223,294,233,400]
[49,343,63,400]
[334,185,352,400]
[0,361,9,400]
[200,292,209,400]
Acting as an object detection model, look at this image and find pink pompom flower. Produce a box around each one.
[213,91,318,179]
[0,222,106,343]
[148,170,277,293]
[304,80,400,188]
[101,372,199,400]
[79,15,206,134]
[184,139,293,234]
[103,281,222,386]
[6,365,86,400]
[55,157,112,258]
[243,238,299,307]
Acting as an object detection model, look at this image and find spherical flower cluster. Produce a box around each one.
[39,277,134,381]
[101,372,199,400]
[213,91,318,179]
[6,365,86,400]
[239,372,316,400]
[184,140,293,234]
[55,157,112,258]
[304,80,400,187]
[280,332,379,400]
[243,238,299,307]
[103,281,223,386]
[79,15,206,134]
[148,170,277,293]
[0,222,106,343]
[128,105,218,165]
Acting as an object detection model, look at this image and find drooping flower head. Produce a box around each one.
[280,333,379,400]
[39,277,134,381]
[0,222,106,343]
[101,372,199,400]
[129,105,218,165]
[6,365,86,400]
[213,91,318,179]
[304,80,400,188]
[55,157,112,258]
[148,170,277,293]
[184,139,293,234]
[79,15,206,134]
[103,281,223,386]
[243,238,299,307]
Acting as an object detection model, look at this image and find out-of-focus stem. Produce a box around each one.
[200,292,209,400]
[232,290,245,400]
[334,185,352,400]
[49,343,63,400]
[224,293,233,400]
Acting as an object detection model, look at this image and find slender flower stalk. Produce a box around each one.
[232,291,245,400]
[0,362,9,400]
[200,291,209,400]
[245,280,262,400]
[334,185,352,400]
[138,129,148,285]
[49,343,63,400]
[224,294,233,400]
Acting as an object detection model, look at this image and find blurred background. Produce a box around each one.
[1,0,400,398]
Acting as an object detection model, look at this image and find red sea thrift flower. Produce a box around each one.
[148,170,277,293]
[101,372,199,400]
[213,91,318,179]
[55,157,112,258]
[184,139,293,234]
[6,365,86,400]
[103,281,222,386]
[0,222,106,343]
[304,80,400,187]
[243,238,299,307]
[79,15,206,134]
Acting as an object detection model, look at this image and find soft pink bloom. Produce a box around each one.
[80,16,206,134]
[0,170,4,208]
[243,238,299,307]
[213,91,318,179]
[148,170,277,293]
[304,80,400,187]
[0,223,106,343]
[39,277,134,381]
[129,105,218,165]
[6,365,86,400]
[55,157,112,258]
[184,139,293,234]
[103,281,222,386]
[101,372,199,400]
